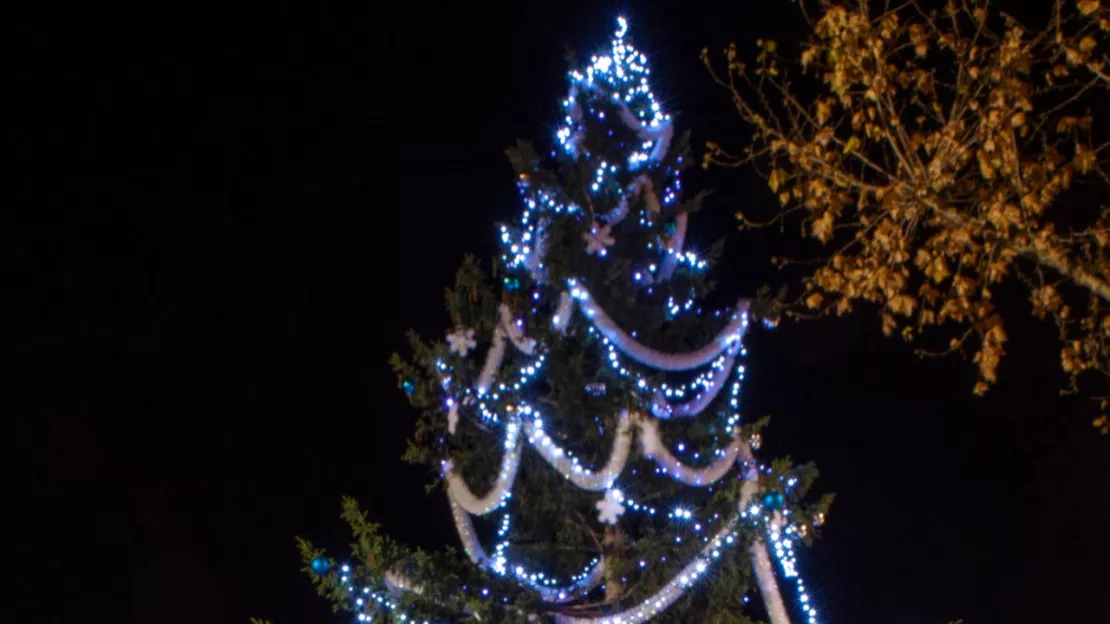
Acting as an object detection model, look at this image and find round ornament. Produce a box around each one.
[310,557,331,574]
[585,382,607,397]
[762,491,785,510]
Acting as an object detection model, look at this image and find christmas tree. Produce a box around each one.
[300,17,830,623]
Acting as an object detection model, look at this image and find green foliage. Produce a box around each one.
[299,24,833,624]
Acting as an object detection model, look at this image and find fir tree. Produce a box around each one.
[298,17,831,623]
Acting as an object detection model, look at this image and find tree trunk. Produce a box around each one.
[602,524,624,606]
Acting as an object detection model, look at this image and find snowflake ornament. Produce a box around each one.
[446,326,477,357]
[583,222,615,256]
[596,488,626,525]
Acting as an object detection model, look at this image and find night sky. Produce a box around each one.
[8,2,1110,623]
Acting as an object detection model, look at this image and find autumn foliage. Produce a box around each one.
[703,0,1110,432]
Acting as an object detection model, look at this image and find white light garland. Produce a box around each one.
[638,417,744,487]
[395,16,820,624]
[553,518,740,623]
[475,326,506,397]
[649,343,740,420]
[569,282,750,371]
[500,304,537,354]
[444,417,523,516]
[447,490,606,604]
[476,305,538,396]
[523,409,633,491]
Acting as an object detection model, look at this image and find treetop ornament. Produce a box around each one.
[306,16,831,624]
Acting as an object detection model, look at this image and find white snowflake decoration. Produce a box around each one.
[596,488,626,525]
[446,326,477,357]
[583,222,615,256]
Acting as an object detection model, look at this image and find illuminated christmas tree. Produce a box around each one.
[301,17,830,623]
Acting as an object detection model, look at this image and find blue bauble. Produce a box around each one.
[762,491,785,510]
[310,557,331,574]
[503,276,521,291]
[663,221,677,235]
[401,379,415,396]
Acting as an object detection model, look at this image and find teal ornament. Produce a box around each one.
[762,491,785,510]
[402,379,415,396]
[503,276,520,291]
[663,221,677,235]
[311,557,331,574]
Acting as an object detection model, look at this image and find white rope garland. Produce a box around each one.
[501,305,537,354]
[448,490,606,604]
[523,410,633,491]
[553,516,738,623]
[449,492,493,567]
[637,417,743,487]
[476,305,538,396]
[475,325,506,397]
[553,290,574,334]
[649,345,740,420]
[737,445,792,624]
[443,417,524,516]
[549,441,791,624]
[569,283,750,371]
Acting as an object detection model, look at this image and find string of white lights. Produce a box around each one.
[569,281,750,371]
[500,304,537,354]
[476,305,539,396]
[447,490,607,604]
[475,325,506,397]
[449,493,492,567]
[638,417,744,487]
[443,417,523,516]
[649,344,740,420]
[413,15,811,623]
[523,409,633,491]
[552,515,745,623]
[737,447,792,624]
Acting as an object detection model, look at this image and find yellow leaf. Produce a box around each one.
[843,136,861,154]
[1075,143,1096,174]
[801,47,817,70]
[768,168,785,192]
[811,211,835,243]
[977,149,995,180]
[881,313,898,336]
[1079,36,1098,53]
[805,292,824,309]
[888,294,918,316]
[1078,0,1100,17]
[816,99,831,126]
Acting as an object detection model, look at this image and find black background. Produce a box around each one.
[7,1,1109,623]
